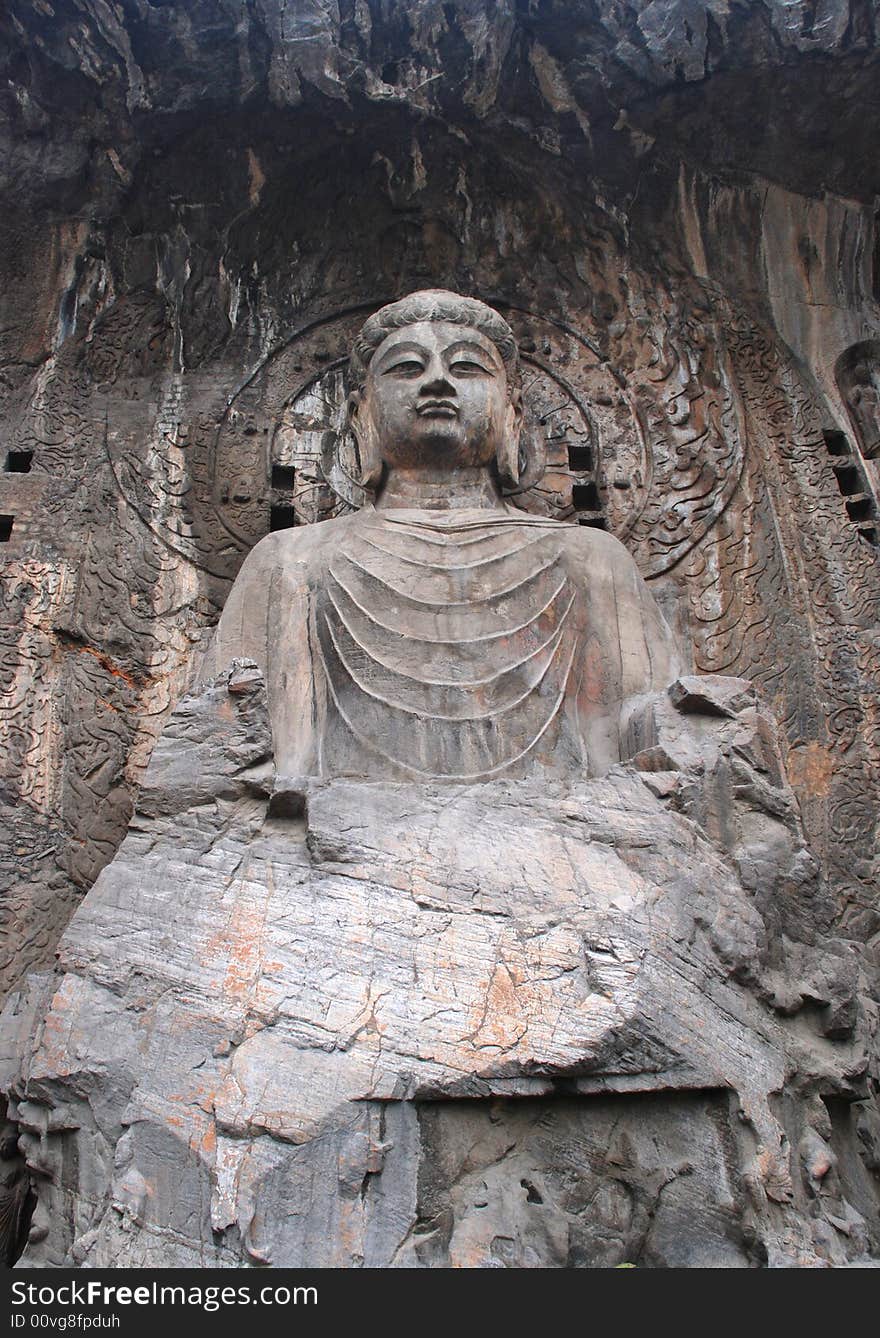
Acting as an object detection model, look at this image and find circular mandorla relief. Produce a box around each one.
[105,297,746,582]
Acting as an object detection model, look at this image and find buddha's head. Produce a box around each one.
[347,290,525,491]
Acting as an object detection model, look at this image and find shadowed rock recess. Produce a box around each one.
[0,0,879,1269]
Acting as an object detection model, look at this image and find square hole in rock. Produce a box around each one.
[271,464,296,490]
[567,444,593,472]
[572,482,601,511]
[0,516,13,542]
[823,430,850,456]
[6,451,33,473]
[833,462,861,495]
[270,505,296,531]
[846,496,874,522]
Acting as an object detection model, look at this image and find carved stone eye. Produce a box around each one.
[450,359,490,375]
[385,359,424,376]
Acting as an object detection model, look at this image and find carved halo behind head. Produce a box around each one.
[347,289,543,492]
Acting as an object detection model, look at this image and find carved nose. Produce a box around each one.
[419,361,456,396]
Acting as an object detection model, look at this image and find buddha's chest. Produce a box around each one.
[313,512,584,779]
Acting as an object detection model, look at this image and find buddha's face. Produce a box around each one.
[350,320,521,472]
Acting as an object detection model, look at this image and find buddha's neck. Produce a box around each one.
[376,467,504,512]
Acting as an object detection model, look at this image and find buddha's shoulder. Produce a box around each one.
[232,511,364,581]
[546,517,642,575]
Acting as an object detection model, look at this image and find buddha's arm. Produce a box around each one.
[197,539,278,683]
[611,543,681,699]
[568,527,681,772]
[589,533,797,847]
[196,532,323,778]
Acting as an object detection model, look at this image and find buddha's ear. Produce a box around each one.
[495,386,525,488]
[347,389,383,491]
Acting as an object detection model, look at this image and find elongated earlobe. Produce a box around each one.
[347,392,384,491]
[495,390,524,488]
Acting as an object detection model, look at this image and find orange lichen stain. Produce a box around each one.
[31,983,83,1077]
[786,742,834,798]
[468,962,528,1052]
[196,857,269,1004]
[65,642,149,689]
[151,1089,213,1151]
[196,1090,220,1116]
[212,893,267,1004]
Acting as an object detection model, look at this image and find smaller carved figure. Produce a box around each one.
[837,341,880,459]
[0,1118,32,1267]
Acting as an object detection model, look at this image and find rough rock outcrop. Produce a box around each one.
[2,661,876,1266]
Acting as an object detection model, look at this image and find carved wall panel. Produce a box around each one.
[679,318,880,932]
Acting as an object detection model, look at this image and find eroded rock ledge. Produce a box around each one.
[2,664,876,1267]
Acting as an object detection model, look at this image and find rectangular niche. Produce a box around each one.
[823,429,850,456]
[411,1091,753,1269]
[567,444,593,472]
[5,450,33,473]
[269,505,296,531]
[271,464,296,490]
[0,516,13,542]
[571,481,601,510]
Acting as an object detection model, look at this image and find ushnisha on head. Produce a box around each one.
[347,289,527,493]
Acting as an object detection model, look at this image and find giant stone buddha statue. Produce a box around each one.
[203,290,678,782]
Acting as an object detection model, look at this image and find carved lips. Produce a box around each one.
[415,398,458,418]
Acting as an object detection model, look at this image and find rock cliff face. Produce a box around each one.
[3,663,877,1266]
[0,1,879,1266]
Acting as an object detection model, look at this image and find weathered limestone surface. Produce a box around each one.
[1,1,879,1268]
[2,661,877,1266]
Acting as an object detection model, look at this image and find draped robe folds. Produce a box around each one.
[199,506,680,783]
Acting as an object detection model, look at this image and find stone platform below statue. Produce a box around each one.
[1,666,876,1268]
